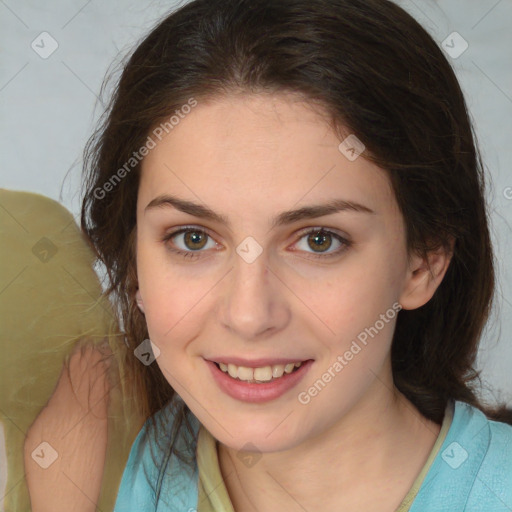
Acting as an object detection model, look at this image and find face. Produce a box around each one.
[136,93,413,452]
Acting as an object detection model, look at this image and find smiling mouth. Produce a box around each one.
[213,360,306,383]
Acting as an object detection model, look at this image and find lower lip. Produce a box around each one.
[205,359,314,403]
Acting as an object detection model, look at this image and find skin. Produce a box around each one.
[135,92,452,511]
[23,341,111,512]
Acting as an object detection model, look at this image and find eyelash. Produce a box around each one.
[161,225,351,261]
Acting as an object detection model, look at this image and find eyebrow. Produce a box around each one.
[144,194,375,230]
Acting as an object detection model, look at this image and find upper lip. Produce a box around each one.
[205,356,312,368]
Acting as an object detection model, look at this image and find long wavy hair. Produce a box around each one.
[81,0,512,504]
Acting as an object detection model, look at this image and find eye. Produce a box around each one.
[161,226,351,261]
[292,227,351,259]
[161,226,217,260]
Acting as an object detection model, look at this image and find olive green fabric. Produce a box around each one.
[0,189,144,512]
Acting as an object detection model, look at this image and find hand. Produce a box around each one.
[23,340,112,512]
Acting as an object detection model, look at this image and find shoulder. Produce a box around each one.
[452,401,512,472]
[113,406,170,510]
[113,398,201,512]
[411,400,512,512]
[464,402,512,508]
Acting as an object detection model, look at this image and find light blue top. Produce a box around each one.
[114,399,512,511]
[113,397,201,511]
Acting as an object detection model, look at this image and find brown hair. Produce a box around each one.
[81,0,512,502]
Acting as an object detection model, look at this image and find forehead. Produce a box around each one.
[138,93,396,222]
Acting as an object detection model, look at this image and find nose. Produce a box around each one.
[219,251,290,340]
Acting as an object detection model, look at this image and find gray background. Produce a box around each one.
[1,0,511,405]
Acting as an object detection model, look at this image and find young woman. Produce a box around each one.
[78,0,512,510]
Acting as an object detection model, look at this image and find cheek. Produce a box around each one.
[293,269,400,425]
[136,238,214,347]
[289,253,401,341]
[136,238,181,339]
[286,251,402,391]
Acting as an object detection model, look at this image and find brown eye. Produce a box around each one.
[293,227,351,259]
[307,230,333,253]
[183,230,208,250]
[162,227,216,260]
[162,226,350,262]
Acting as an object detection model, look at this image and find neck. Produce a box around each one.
[218,370,442,512]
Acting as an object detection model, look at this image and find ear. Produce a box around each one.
[135,289,145,313]
[399,238,454,310]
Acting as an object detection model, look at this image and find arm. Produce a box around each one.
[23,341,112,512]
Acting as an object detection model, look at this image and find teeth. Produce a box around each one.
[217,361,305,382]
[254,366,273,382]
[284,363,295,373]
[237,365,254,381]
[227,363,238,379]
[272,365,284,378]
